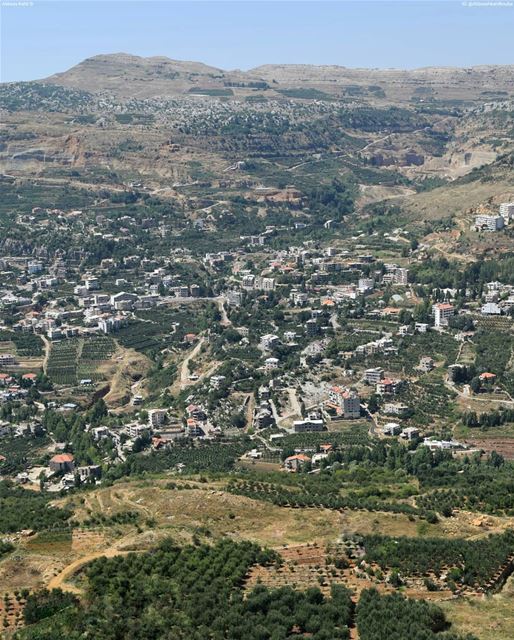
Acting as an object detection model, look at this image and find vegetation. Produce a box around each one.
[361,530,514,588]
[356,589,476,640]
[15,539,354,640]
[0,481,72,533]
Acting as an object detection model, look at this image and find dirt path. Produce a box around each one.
[179,337,206,387]
[217,297,231,327]
[47,547,131,594]
[41,335,51,375]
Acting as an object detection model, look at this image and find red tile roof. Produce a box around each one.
[50,453,74,464]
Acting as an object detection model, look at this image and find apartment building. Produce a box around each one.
[328,386,361,419]
[475,214,504,232]
[433,302,455,327]
[499,202,514,222]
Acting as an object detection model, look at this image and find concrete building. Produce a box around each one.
[261,334,280,350]
[264,357,279,371]
[382,422,402,436]
[328,386,361,419]
[499,202,514,223]
[433,303,455,327]
[475,214,504,232]
[364,367,384,384]
[49,453,75,474]
[148,409,167,428]
[293,418,325,433]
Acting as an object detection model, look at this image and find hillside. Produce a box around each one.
[42,53,269,99]
[36,54,514,103]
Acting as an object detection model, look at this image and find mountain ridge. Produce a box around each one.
[34,53,514,102]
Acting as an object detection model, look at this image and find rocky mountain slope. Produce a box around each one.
[38,53,514,103]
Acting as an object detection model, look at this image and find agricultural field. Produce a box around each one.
[46,339,80,385]
[76,336,116,382]
[46,337,116,386]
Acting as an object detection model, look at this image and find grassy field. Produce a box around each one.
[441,575,514,640]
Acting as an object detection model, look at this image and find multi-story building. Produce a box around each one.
[293,418,325,433]
[328,386,361,419]
[28,260,43,274]
[364,367,384,384]
[305,319,318,336]
[475,214,504,232]
[499,202,514,223]
[433,302,455,327]
[261,334,280,350]
[290,289,309,306]
[148,409,167,428]
[358,278,374,293]
[264,357,279,371]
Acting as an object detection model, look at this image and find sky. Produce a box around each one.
[1,0,514,82]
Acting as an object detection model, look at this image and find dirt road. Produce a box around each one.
[47,548,131,594]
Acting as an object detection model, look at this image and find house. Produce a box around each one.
[0,373,13,387]
[126,423,149,439]
[226,290,243,307]
[479,372,497,384]
[186,418,204,437]
[499,202,514,222]
[382,422,402,436]
[481,302,502,316]
[84,277,100,291]
[259,385,271,400]
[151,436,170,450]
[376,378,398,394]
[383,403,410,416]
[400,427,420,441]
[264,357,279,372]
[49,453,75,474]
[92,426,110,441]
[284,453,311,472]
[76,465,101,481]
[210,375,227,389]
[111,292,138,310]
[433,303,454,328]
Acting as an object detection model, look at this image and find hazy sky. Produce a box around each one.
[1,0,514,82]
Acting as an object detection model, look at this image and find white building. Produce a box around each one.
[475,214,504,232]
[481,302,502,315]
[28,260,43,274]
[499,202,514,223]
[148,409,167,428]
[328,386,361,419]
[364,367,384,384]
[264,357,279,371]
[261,334,280,350]
[433,303,454,327]
[358,278,374,293]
